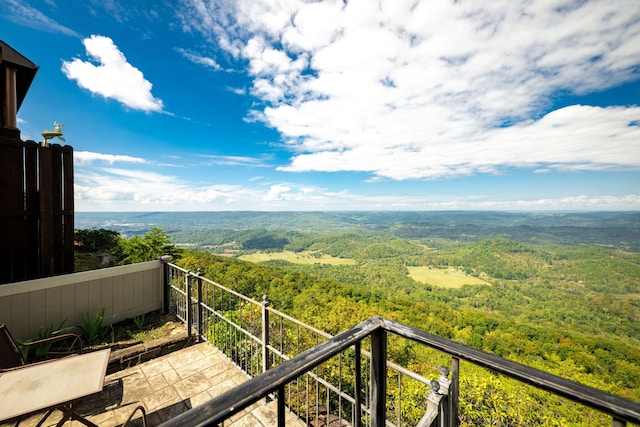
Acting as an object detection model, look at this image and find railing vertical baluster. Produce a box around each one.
[371,327,387,427]
[262,295,270,374]
[339,353,343,424]
[326,385,330,425]
[398,372,402,426]
[450,357,459,427]
[196,269,203,342]
[613,417,626,427]
[212,280,216,347]
[279,316,284,356]
[355,341,362,427]
[315,365,320,425]
[185,271,192,339]
[306,368,310,423]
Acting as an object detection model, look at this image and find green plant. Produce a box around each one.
[81,307,106,342]
[133,313,145,330]
[17,320,70,361]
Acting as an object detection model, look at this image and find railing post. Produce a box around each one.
[277,384,285,427]
[437,367,452,427]
[196,268,203,343]
[262,295,270,373]
[370,326,387,427]
[160,255,172,313]
[186,271,192,339]
[450,357,459,427]
[613,418,626,427]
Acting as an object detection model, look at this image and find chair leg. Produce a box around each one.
[35,409,55,427]
[123,405,147,427]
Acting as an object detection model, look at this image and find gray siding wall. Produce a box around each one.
[0,261,163,340]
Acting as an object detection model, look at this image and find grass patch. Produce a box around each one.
[408,266,491,289]
[88,311,183,348]
[239,250,356,265]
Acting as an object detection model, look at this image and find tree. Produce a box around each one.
[74,228,120,253]
[119,226,182,264]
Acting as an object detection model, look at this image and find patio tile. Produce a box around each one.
[142,385,182,412]
[263,401,307,427]
[167,348,206,370]
[140,358,174,377]
[203,361,247,382]
[161,367,181,385]
[146,373,170,392]
[207,377,242,398]
[174,356,219,380]
[248,403,279,425]
[188,390,214,408]
[227,411,262,426]
[175,372,212,401]
[118,371,151,406]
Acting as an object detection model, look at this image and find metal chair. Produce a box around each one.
[0,324,83,370]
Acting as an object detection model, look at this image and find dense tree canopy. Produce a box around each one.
[118,226,182,263]
[75,226,181,269]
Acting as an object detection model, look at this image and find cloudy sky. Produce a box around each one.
[2,0,639,211]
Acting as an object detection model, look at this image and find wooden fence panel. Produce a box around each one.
[24,142,40,278]
[0,137,74,283]
[62,145,74,273]
[0,139,27,283]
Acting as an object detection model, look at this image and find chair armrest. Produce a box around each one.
[20,333,83,355]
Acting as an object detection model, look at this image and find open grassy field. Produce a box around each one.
[239,250,357,265]
[408,266,491,288]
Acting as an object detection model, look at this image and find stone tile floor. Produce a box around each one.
[2,343,305,427]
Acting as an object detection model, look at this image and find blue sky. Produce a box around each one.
[2,0,639,212]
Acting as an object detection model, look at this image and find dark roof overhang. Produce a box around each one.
[0,40,39,111]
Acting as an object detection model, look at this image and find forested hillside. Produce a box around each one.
[74,211,640,425]
[175,233,640,426]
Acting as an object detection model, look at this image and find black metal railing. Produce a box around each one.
[163,261,440,426]
[161,261,640,427]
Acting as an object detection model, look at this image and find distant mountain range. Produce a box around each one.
[75,211,640,251]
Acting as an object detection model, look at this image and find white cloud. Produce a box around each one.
[175,47,222,70]
[62,35,164,112]
[75,163,640,211]
[263,184,291,201]
[198,154,270,167]
[4,0,79,37]
[278,105,640,179]
[179,0,640,180]
[75,151,147,165]
[71,149,640,211]
[75,167,245,210]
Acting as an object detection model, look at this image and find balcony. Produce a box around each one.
[1,260,639,426]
